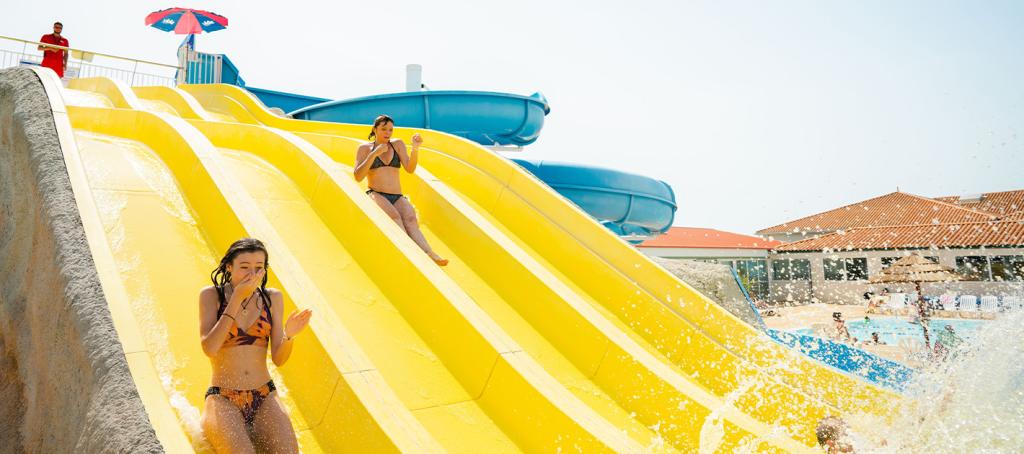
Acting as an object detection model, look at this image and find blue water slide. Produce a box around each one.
[511,159,676,241]
[202,52,547,145]
[290,91,551,146]
[729,268,915,391]
[244,86,331,113]
[766,329,915,391]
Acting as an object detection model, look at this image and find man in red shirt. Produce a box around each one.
[38,22,69,78]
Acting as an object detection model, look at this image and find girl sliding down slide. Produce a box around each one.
[354,114,448,266]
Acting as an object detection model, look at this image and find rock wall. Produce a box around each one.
[0,67,163,452]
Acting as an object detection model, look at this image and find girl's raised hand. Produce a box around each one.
[285,309,313,338]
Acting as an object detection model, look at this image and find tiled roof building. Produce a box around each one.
[775,220,1024,252]
[758,189,1024,304]
[758,190,1024,249]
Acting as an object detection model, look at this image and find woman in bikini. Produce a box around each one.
[354,114,448,265]
[199,238,313,453]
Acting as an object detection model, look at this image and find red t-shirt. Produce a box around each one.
[40,34,69,78]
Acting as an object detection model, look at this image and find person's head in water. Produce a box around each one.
[210,238,269,291]
[816,416,853,453]
[368,114,394,143]
[53,22,63,37]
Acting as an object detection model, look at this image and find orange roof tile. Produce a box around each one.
[1003,210,1024,221]
[773,220,1024,252]
[934,190,1024,218]
[758,191,996,235]
[639,227,781,249]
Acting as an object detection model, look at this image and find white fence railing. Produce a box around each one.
[1,35,179,87]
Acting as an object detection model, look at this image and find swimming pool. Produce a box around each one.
[788,318,987,345]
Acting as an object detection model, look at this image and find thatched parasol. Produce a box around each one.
[869,253,963,348]
[870,253,961,284]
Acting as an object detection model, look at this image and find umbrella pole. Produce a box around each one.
[916,280,931,350]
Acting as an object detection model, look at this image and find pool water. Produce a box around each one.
[788,318,986,346]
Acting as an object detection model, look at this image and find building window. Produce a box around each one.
[846,258,868,280]
[792,259,811,280]
[824,257,869,281]
[956,256,990,281]
[725,259,769,301]
[771,260,789,280]
[824,258,845,281]
[881,256,939,268]
[772,259,811,280]
[990,256,1024,281]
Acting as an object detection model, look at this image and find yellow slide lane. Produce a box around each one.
[181,84,900,437]
[72,77,650,452]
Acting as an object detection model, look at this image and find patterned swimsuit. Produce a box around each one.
[205,288,276,426]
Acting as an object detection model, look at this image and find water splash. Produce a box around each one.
[164,376,209,450]
[698,411,725,454]
[848,310,1024,452]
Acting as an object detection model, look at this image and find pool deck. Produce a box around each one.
[763,303,997,366]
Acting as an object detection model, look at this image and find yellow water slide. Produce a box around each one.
[46,72,900,452]
[59,76,679,452]
[141,83,837,450]
[173,84,902,434]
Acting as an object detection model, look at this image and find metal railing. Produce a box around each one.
[1,35,179,86]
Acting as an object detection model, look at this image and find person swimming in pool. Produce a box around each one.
[199,238,312,453]
[831,312,853,343]
[354,114,448,266]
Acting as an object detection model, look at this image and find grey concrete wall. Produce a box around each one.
[0,67,163,452]
[769,280,813,304]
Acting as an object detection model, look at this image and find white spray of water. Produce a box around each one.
[848,310,1024,452]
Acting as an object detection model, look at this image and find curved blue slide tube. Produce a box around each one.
[290,91,550,146]
[511,159,676,242]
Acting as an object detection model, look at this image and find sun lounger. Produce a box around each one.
[939,294,957,311]
[1001,295,1022,311]
[978,295,999,312]
[958,295,978,312]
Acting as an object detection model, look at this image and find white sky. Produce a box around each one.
[5,1,1022,234]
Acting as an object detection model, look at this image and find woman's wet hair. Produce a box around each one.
[210,238,270,305]
[368,114,394,140]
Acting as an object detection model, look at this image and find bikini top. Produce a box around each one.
[369,142,401,169]
[216,287,273,349]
